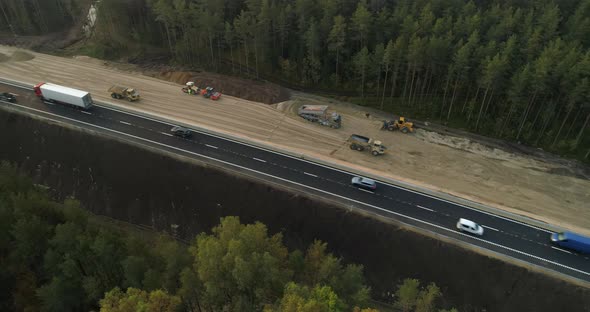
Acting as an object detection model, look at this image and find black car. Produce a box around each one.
[0,92,17,103]
[171,126,192,138]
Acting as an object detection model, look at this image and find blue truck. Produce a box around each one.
[551,232,590,254]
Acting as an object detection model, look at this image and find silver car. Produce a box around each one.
[351,176,377,191]
[456,218,484,236]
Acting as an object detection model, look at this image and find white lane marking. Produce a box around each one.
[119,121,131,125]
[552,247,573,254]
[81,111,92,115]
[3,103,590,279]
[94,103,553,234]
[416,205,434,212]
[43,101,55,105]
[482,225,499,232]
[358,188,374,194]
[0,83,560,234]
[205,144,218,149]
[160,132,173,137]
[304,172,318,178]
[253,157,266,163]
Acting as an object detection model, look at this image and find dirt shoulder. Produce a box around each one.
[0,45,588,236]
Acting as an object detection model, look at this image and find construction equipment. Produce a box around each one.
[182,81,200,95]
[382,117,414,133]
[298,105,342,128]
[109,85,140,101]
[201,86,214,98]
[348,134,386,156]
[210,91,222,100]
[0,92,17,103]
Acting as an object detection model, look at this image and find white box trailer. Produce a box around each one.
[34,82,93,109]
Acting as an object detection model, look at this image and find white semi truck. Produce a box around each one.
[34,82,94,109]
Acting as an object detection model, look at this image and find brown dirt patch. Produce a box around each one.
[0,53,8,62]
[10,51,34,61]
[153,70,291,104]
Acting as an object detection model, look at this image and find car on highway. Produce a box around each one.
[351,176,377,191]
[171,126,192,138]
[456,218,484,236]
[0,92,17,103]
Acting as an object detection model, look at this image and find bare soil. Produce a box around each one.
[1,108,589,311]
[0,45,588,235]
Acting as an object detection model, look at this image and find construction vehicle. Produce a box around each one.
[210,91,222,100]
[381,117,414,133]
[182,81,200,95]
[108,85,140,101]
[34,82,93,109]
[0,92,17,103]
[298,105,342,128]
[348,134,386,156]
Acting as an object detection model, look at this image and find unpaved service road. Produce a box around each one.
[1,45,588,235]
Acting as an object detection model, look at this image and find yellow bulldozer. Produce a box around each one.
[381,117,414,133]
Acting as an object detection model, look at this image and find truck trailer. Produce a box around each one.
[34,82,93,109]
[551,231,590,254]
[298,105,342,128]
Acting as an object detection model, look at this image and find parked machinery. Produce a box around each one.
[381,116,414,133]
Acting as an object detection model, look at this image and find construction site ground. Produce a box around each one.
[0,45,588,236]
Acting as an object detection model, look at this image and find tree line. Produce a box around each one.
[0,0,81,35]
[0,161,456,312]
[1,0,588,161]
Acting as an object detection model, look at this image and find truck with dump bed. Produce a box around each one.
[108,85,140,101]
[298,105,342,128]
[34,82,93,109]
[551,231,590,254]
[348,134,386,156]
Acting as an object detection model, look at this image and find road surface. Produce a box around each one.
[1,81,589,284]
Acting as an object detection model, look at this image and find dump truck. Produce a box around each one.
[298,105,342,128]
[382,116,414,133]
[33,82,93,109]
[348,134,386,156]
[109,85,140,101]
[0,92,17,103]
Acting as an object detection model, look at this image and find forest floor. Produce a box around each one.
[0,45,589,235]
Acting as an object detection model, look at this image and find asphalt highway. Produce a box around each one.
[1,81,589,283]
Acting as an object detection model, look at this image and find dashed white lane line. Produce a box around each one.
[253,157,267,163]
[304,172,318,178]
[552,247,573,254]
[205,144,218,149]
[416,205,435,212]
[119,121,131,125]
[482,225,500,232]
[81,111,92,115]
[160,132,173,137]
[6,101,590,279]
[358,188,374,194]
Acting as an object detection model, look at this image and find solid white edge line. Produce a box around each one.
[96,104,553,233]
[304,172,318,178]
[416,205,434,212]
[119,121,131,125]
[482,225,500,232]
[0,82,561,234]
[551,247,573,254]
[253,157,266,163]
[4,103,590,278]
[205,144,218,149]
